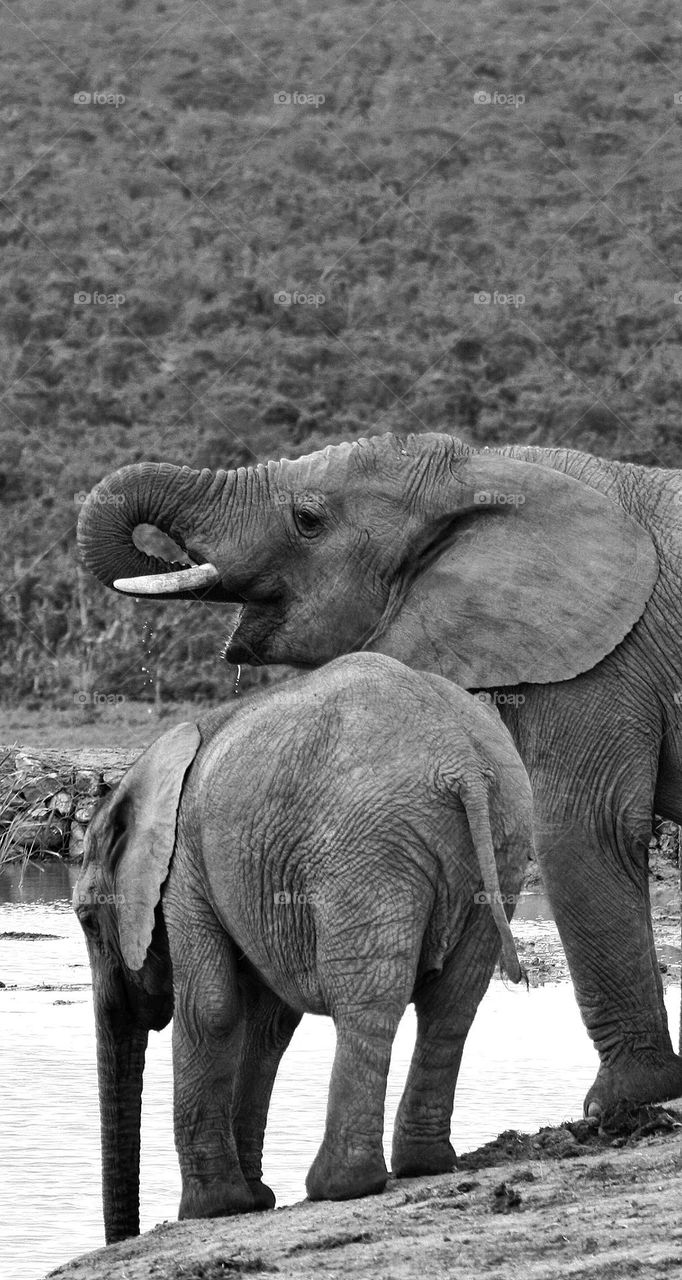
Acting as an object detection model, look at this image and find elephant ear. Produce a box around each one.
[373,452,659,686]
[109,722,201,971]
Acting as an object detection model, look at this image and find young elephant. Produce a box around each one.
[74,652,533,1243]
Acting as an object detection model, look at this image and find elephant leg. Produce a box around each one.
[163,887,255,1221]
[538,812,682,1116]
[305,1008,401,1201]
[510,679,682,1116]
[654,738,682,1056]
[232,974,302,1209]
[391,907,502,1177]
[306,927,421,1201]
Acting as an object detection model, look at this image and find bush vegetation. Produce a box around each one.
[2,0,682,705]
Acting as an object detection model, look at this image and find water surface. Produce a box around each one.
[0,864,672,1280]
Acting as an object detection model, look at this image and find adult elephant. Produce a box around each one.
[78,430,682,1118]
[75,653,531,1242]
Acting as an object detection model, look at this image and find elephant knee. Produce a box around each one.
[169,922,242,1045]
[204,1001,242,1042]
[174,976,242,1047]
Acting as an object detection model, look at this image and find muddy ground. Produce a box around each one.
[46,848,682,1280]
[48,1111,682,1280]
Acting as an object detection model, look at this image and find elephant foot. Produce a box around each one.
[178,1174,256,1221]
[247,1178,276,1210]
[306,1143,388,1201]
[584,1052,682,1121]
[391,1134,457,1178]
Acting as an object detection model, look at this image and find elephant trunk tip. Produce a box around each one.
[502,951,528,987]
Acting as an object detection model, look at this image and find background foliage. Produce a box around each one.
[2,0,682,706]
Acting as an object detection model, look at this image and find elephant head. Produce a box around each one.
[77,432,658,685]
[73,721,201,1243]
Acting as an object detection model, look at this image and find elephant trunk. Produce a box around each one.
[77,462,243,602]
[94,994,149,1243]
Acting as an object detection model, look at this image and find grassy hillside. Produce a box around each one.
[2,0,682,705]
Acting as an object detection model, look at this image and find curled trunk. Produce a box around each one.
[77,462,237,601]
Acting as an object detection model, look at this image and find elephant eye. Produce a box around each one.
[293,504,325,538]
[77,908,101,939]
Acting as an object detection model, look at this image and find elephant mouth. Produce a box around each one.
[221,606,247,660]
[113,522,287,664]
[220,602,280,666]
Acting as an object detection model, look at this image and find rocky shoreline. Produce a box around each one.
[0,744,135,865]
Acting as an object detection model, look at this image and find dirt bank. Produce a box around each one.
[48,1109,682,1280]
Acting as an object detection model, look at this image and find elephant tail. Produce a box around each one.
[455,775,526,987]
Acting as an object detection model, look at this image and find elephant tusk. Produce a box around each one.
[113,563,221,594]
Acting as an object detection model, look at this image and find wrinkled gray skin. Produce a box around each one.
[74,653,531,1243]
[77,430,682,1121]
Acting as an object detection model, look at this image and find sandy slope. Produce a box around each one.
[48,1116,682,1280]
